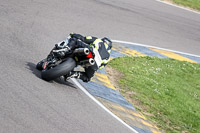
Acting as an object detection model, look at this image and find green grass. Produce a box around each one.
[170,0,200,11]
[108,56,200,133]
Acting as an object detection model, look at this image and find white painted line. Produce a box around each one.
[71,78,139,133]
[155,0,200,15]
[112,40,200,58]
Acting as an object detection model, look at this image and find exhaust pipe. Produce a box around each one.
[73,48,90,55]
[80,58,95,67]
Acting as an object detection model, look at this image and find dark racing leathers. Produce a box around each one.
[66,33,111,82]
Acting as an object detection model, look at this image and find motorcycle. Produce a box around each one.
[36,38,97,81]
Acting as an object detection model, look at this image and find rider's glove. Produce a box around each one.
[70,32,74,36]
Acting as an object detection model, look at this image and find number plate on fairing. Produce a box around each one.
[42,61,47,69]
[93,48,102,68]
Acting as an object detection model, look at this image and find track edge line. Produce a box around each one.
[112,40,200,57]
[71,78,139,133]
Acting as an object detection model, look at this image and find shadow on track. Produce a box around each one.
[26,62,76,89]
[26,62,41,78]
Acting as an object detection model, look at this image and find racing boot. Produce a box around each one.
[64,71,80,81]
[64,71,89,82]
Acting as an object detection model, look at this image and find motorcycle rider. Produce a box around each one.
[56,33,112,82]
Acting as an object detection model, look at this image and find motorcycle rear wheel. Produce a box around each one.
[41,57,76,81]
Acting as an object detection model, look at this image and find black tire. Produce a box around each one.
[41,58,76,81]
[36,60,44,70]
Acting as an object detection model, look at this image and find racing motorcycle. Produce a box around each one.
[36,37,98,81]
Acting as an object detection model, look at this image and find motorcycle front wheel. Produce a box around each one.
[41,57,76,81]
[36,59,45,70]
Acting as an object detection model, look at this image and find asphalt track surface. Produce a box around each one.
[0,0,199,133]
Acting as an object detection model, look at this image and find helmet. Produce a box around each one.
[102,37,112,49]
